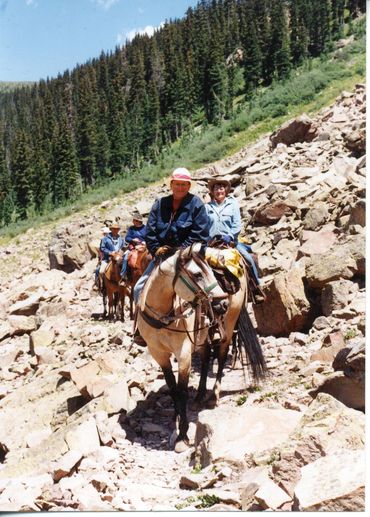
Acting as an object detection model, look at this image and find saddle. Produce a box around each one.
[128,244,147,270]
[207,236,263,301]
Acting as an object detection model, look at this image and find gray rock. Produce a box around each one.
[293,449,365,511]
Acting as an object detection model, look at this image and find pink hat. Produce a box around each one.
[171,167,192,183]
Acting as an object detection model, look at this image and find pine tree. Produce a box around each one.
[266,0,291,80]
[76,67,98,185]
[10,129,34,219]
[289,0,309,65]
[240,1,262,93]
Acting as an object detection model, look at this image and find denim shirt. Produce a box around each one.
[206,195,242,241]
[145,193,209,255]
[100,233,125,261]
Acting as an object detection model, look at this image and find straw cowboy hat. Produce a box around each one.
[207,177,231,194]
[132,211,143,222]
[109,221,121,229]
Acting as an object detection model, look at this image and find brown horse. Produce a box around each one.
[102,251,127,320]
[120,244,152,320]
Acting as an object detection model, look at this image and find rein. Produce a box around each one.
[138,247,218,344]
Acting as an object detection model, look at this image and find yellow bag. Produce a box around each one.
[205,248,244,279]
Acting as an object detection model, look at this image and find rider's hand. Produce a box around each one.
[221,235,232,245]
[155,245,171,257]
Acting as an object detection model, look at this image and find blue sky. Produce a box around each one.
[0,0,199,82]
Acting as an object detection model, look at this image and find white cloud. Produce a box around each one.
[117,23,164,45]
[92,0,119,10]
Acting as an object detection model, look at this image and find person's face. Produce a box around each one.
[213,184,227,204]
[110,227,120,236]
[171,180,191,200]
[133,219,142,227]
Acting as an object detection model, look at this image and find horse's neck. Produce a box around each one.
[144,266,175,313]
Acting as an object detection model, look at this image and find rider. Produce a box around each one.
[99,221,125,279]
[205,177,263,302]
[120,212,147,282]
[133,167,209,305]
[94,226,110,286]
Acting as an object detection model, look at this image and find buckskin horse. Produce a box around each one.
[136,243,266,452]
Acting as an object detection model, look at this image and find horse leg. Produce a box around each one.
[173,345,192,452]
[129,288,134,320]
[120,290,125,322]
[102,284,107,318]
[195,338,212,404]
[208,341,229,407]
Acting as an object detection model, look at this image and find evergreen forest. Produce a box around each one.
[0,0,366,227]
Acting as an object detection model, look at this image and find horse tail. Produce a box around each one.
[237,304,267,383]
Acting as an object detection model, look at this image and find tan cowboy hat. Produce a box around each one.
[132,211,143,222]
[109,221,121,229]
[207,177,231,194]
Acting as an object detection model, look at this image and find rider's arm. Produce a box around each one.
[145,199,161,255]
[182,197,210,248]
[100,236,112,257]
[230,197,242,241]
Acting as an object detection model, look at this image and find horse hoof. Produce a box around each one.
[205,394,219,409]
[174,439,189,453]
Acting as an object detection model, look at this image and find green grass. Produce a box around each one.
[0,26,365,241]
[175,494,221,510]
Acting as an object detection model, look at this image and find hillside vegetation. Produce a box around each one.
[0,0,365,231]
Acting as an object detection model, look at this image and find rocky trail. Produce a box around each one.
[0,84,366,511]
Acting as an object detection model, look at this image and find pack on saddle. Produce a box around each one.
[206,235,264,304]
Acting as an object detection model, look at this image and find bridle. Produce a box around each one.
[138,247,224,343]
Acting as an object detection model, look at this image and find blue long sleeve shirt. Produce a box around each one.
[125,225,146,245]
[206,196,242,241]
[145,193,209,255]
[100,233,125,261]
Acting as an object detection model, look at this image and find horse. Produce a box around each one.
[194,252,267,408]
[136,243,266,452]
[121,244,152,320]
[102,250,127,320]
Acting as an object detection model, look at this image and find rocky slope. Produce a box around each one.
[0,84,365,511]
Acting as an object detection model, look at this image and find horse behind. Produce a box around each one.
[195,252,267,408]
[121,244,152,319]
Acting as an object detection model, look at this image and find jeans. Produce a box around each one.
[133,259,156,304]
[120,250,129,277]
[236,242,260,284]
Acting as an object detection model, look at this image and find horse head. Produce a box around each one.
[170,243,228,305]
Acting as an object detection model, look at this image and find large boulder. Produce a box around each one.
[195,405,301,468]
[270,114,318,148]
[302,202,329,231]
[298,226,337,258]
[311,338,365,411]
[343,128,365,157]
[321,279,356,316]
[254,268,311,337]
[293,449,365,511]
[253,201,293,225]
[305,248,357,289]
[48,223,103,273]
